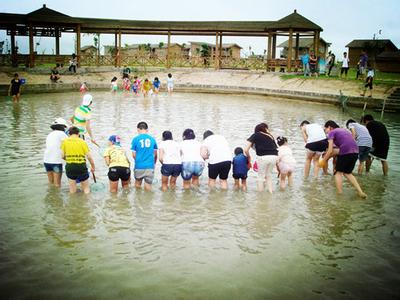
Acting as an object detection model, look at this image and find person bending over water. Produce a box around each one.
[159,131,182,192]
[276,136,296,190]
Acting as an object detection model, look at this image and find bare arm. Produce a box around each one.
[350,127,357,140]
[158,148,164,164]
[154,149,158,165]
[86,152,95,172]
[86,120,94,141]
[132,151,136,161]
[323,139,334,162]
[244,141,253,162]
[104,156,110,166]
[301,126,308,143]
[200,145,209,160]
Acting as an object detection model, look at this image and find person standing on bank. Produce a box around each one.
[361,114,390,176]
[322,121,367,198]
[8,73,22,102]
[244,123,278,193]
[201,130,232,190]
[68,53,77,73]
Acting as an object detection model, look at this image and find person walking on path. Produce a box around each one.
[340,52,350,79]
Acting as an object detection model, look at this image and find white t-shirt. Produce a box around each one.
[159,140,181,164]
[202,134,232,164]
[278,145,296,165]
[167,77,174,88]
[305,123,326,143]
[43,130,67,164]
[180,139,203,162]
[342,57,349,68]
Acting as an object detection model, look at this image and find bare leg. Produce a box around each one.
[47,171,55,185]
[135,179,143,189]
[382,161,389,176]
[304,154,312,178]
[358,161,365,175]
[81,179,90,194]
[170,176,178,189]
[161,175,169,192]
[279,173,287,190]
[344,173,367,198]
[265,174,273,194]
[220,179,228,190]
[121,179,130,190]
[287,172,293,187]
[241,179,247,192]
[109,180,118,193]
[334,172,344,194]
[257,180,264,192]
[54,172,62,187]
[144,182,152,191]
[183,179,191,189]
[192,176,200,187]
[68,179,77,194]
[234,179,240,190]
[366,156,373,172]
[208,178,216,189]
[312,154,321,178]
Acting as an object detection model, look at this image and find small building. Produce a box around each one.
[345,39,399,68]
[376,51,400,73]
[188,42,242,59]
[81,45,97,57]
[277,37,330,59]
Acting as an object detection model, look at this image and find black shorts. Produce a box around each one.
[341,67,349,75]
[305,139,328,152]
[108,166,131,182]
[208,161,231,180]
[365,77,373,89]
[233,173,247,180]
[161,164,182,177]
[66,163,88,181]
[335,153,358,174]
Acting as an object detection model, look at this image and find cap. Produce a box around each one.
[108,135,121,146]
[52,117,68,127]
[82,94,93,106]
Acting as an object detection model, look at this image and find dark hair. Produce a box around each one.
[324,120,340,129]
[14,73,19,77]
[300,120,310,127]
[168,73,172,78]
[144,78,148,82]
[137,121,148,130]
[162,130,172,141]
[50,124,67,131]
[276,136,287,146]
[182,128,195,140]
[254,123,268,133]
[234,147,243,156]
[56,63,60,67]
[203,130,214,140]
[346,119,356,128]
[72,53,76,58]
[68,126,80,135]
[362,114,374,123]
[154,77,159,81]
[111,76,117,82]
[134,75,138,79]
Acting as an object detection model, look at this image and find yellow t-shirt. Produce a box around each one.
[61,136,89,164]
[143,81,152,91]
[103,145,130,168]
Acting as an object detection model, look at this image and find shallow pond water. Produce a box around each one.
[0,91,399,299]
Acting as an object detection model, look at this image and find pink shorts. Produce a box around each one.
[277,162,295,175]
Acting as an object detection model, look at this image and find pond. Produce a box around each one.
[0,91,399,299]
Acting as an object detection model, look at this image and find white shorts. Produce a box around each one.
[277,162,295,175]
[256,155,278,181]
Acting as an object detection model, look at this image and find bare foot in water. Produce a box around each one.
[358,192,367,199]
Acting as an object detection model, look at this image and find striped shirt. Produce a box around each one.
[73,105,91,134]
[348,123,372,147]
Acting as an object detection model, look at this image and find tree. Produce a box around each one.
[200,44,210,57]
[159,42,164,49]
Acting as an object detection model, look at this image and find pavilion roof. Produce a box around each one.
[277,37,330,48]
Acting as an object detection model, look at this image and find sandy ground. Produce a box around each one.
[0,68,394,98]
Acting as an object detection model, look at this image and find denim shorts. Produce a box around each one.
[181,161,204,180]
[358,146,371,162]
[161,164,182,177]
[44,163,63,173]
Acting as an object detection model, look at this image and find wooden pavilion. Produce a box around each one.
[0,5,322,71]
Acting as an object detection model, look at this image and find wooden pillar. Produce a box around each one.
[272,34,277,59]
[167,31,171,68]
[267,32,272,60]
[295,33,300,59]
[215,32,219,69]
[218,33,222,69]
[10,28,17,67]
[29,24,34,68]
[114,32,118,67]
[76,24,81,67]
[287,29,293,72]
[118,30,122,67]
[55,28,60,55]
[314,30,320,57]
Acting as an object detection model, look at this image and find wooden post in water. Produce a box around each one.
[29,24,34,68]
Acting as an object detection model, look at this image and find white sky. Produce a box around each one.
[1,0,399,57]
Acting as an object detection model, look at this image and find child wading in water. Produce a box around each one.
[132,75,141,96]
[153,77,161,95]
[142,78,152,97]
[79,82,89,94]
[276,136,296,190]
[103,135,131,193]
[232,147,250,191]
[111,76,118,93]
[167,73,174,95]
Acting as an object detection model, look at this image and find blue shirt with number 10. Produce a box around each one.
[131,133,158,169]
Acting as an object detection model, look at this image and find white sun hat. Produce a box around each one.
[52,117,68,127]
[82,94,93,106]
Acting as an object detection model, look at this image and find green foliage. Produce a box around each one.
[200,44,210,57]
[159,42,164,49]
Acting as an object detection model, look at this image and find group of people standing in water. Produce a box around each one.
[43,93,390,197]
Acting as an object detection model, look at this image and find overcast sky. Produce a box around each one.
[1,0,399,57]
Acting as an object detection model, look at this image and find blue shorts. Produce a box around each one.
[181,161,204,180]
[67,172,89,183]
[161,164,182,177]
[44,163,63,173]
[358,146,371,162]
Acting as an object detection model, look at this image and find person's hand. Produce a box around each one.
[90,165,95,173]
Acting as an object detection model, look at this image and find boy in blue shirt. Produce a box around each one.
[131,121,158,191]
[232,147,250,191]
